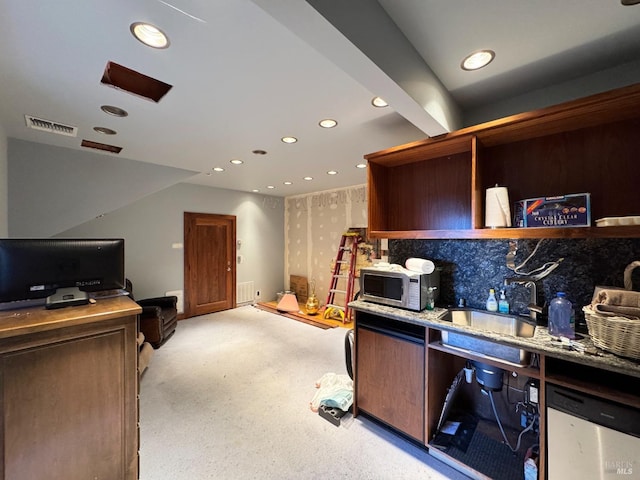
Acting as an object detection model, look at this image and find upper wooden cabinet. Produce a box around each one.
[365,83,640,239]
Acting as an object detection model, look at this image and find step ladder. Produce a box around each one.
[323,232,361,323]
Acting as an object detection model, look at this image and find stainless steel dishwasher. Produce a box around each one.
[546,384,640,479]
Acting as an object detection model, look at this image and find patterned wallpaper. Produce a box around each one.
[285,185,369,305]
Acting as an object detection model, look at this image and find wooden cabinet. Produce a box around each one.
[355,316,425,441]
[0,296,141,480]
[353,307,640,479]
[365,82,640,239]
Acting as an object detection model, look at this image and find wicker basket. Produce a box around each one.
[583,306,640,360]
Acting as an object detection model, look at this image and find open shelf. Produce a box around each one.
[428,341,541,379]
[545,357,640,409]
[365,83,640,240]
[368,225,640,240]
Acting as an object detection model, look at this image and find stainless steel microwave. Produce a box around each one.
[359,267,440,311]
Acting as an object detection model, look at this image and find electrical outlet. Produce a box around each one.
[256,290,260,298]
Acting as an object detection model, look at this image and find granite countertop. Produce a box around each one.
[349,300,640,379]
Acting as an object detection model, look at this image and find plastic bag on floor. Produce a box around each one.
[309,372,353,413]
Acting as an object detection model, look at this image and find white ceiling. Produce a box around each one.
[1,0,639,198]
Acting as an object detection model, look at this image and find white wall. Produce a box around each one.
[8,139,197,237]
[0,124,7,237]
[60,183,285,303]
[285,184,368,304]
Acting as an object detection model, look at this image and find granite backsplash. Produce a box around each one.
[389,238,640,331]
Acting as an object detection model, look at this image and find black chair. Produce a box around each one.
[126,279,178,349]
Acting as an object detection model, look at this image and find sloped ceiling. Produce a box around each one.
[8,139,196,237]
[1,0,639,210]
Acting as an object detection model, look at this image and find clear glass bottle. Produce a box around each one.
[425,287,436,310]
[549,292,573,338]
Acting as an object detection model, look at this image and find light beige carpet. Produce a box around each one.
[139,305,467,479]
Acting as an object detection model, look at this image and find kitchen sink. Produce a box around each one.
[439,308,536,365]
[442,308,536,337]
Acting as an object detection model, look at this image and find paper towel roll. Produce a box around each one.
[485,186,512,228]
[405,257,435,274]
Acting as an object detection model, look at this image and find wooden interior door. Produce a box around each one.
[184,212,236,317]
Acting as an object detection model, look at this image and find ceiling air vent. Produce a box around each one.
[81,139,122,154]
[25,115,78,137]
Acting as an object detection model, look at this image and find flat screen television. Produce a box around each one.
[0,238,125,309]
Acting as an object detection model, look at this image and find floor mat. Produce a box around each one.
[443,429,525,480]
[430,414,478,453]
[254,302,341,329]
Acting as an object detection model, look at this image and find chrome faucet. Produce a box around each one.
[503,277,541,322]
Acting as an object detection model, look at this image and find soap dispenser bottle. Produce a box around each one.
[498,289,510,314]
[486,288,498,312]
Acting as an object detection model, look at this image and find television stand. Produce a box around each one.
[45,286,90,309]
[0,296,141,479]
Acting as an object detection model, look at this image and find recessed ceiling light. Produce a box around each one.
[130,22,170,49]
[319,119,337,128]
[213,167,224,172]
[303,176,313,181]
[327,170,338,175]
[283,181,292,185]
[356,163,367,169]
[93,126,117,135]
[252,189,259,192]
[281,136,297,144]
[461,50,495,71]
[252,149,267,155]
[100,105,128,117]
[230,159,243,165]
[371,97,388,108]
[267,185,275,189]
